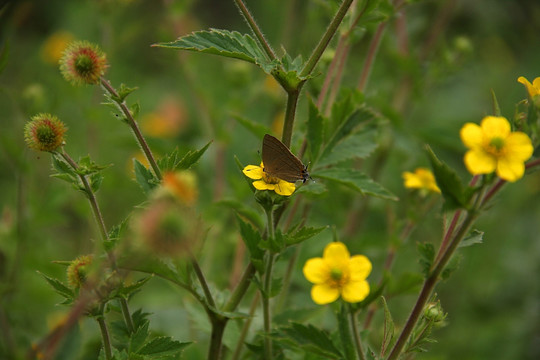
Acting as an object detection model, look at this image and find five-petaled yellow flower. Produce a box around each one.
[402,168,441,194]
[460,116,533,182]
[243,162,296,196]
[517,76,540,98]
[303,242,371,305]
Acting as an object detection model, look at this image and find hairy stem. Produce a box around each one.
[233,0,277,61]
[97,316,113,360]
[300,0,355,78]
[100,77,162,180]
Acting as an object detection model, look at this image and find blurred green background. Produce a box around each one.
[1,0,539,359]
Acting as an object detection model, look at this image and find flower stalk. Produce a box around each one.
[96,315,113,360]
[100,77,162,180]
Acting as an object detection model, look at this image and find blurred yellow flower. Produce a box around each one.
[243,162,295,196]
[460,116,533,182]
[303,242,371,305]
[402,168,441,194]
[41,31,74,64]
[517,76,540,98]
[141,98,187,139]
[161,171,198,205]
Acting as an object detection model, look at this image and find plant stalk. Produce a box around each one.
[233,0,277,61]
[100,77,162,180]
[97,316,113,360]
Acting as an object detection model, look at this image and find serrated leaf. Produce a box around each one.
[315,168,397,200]
[115,277,151,299]
[307,98,325,162]
[216,199,264,230]
[154,29,273,73]
[137,336,191,356]
[40,273,75,301]
[380,297,395,357]
[232,114,270,139]
[426,146,468,211]
[237,216,264,272]
[285,225,327,246]
[459,229,483,248]
[117,84,138,102]
[322,107,377,160]
[89,172,104,193]
[158,141,212,172]
[294,181,327,196]
[129,102,140,120]
[133,159,158,194]
[129,320,150,353]
[276,322,343,358]
[417,242,435,277]
[316,126,378,168]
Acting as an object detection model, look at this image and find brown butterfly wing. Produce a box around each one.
[262,134,308,183]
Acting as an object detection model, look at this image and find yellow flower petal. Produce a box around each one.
[402,171,423,188]
[518,76,540,97]
[311,284,340,305]
[496,158,525,182]
[274,180,296,196]
[505,132,534,161]
[252,180,274,190]
[341,280,370,303]
[303,258,328,284]
[464,150,496,175]
[480,116,510,139]
[349,255,372,281]
[460,123,483,149]
[323,242,350,268]
[243,164,264,180]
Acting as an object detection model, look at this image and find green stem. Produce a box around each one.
[300,0,354,78]
[262,208,276,360]
[231,292,260,360]
[99,77,162,180]
[190,256,217,309]
[208,317,227,360]
[97,316,113,360]
[233,0,277,61]
[223,262,256,313]
[60,151,136,334]
[281,89,300,148]
[386,210,478,360]
[349,306,366,360]
[119,298,134,333]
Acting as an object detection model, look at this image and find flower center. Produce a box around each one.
[262,169,281,184]
[330,268,343,281]
[487,136,505,155]
[36,125,56,145]
[75,54,95,76]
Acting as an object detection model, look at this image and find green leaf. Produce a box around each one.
[459,229,484,248]
[307,98,325,162]
[89,172,104,193]
[137,336,191,356]
[154,29,273,73]
[236,216,264,272]
[216,198,264,230]
[129,320,149,353]
[114,277,152,299]
[133,159,158,194]
[232,114,270,139]
[316,126,378,168]
[40,272,74,302]
[417,242,435,277]
[294,181,327,196]
[426,146,468,211]
[276,322,343,358]
[117,84,138,102]
[285,225,327,246]
[315,168,398,200]
[321,106,377,161]
[158,141,212,172]
[380,297,395,357]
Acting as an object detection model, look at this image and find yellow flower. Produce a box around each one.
[460,116,533,182]
[303,242,371,305]
[402,168,441,194]
[41,31,75,64]
[242,162,296,196]
[517,76,540,98]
